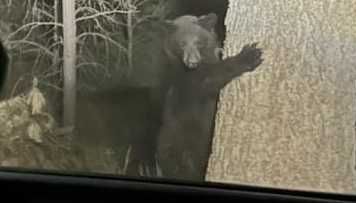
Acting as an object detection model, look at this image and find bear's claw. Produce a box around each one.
[237,42,264,71]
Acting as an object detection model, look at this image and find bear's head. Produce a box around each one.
[164,13,222,70]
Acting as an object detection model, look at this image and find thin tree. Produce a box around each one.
[62,0,77,131]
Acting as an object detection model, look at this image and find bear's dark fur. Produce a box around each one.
[157,43,263,180]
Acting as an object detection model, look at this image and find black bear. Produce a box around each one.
[156,13,263,180]
[74,13,263,180]
[0,40,8,92]
[74,13,226,177]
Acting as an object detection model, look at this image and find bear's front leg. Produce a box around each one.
[196,43,264,90]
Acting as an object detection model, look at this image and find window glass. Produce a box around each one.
[0,0,355,196]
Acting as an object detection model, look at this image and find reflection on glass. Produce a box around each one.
[0,0,355,195]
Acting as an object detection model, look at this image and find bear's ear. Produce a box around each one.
[197,13,218,31]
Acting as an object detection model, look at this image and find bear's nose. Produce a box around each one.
[187,62,198,69]
[184,48,201,69]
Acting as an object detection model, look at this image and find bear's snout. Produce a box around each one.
[183,46,201,69]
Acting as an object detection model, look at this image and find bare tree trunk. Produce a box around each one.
[62,0,77,131]
[206,0,356,194]
[53,0,59,65]
[126,0,133,75]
